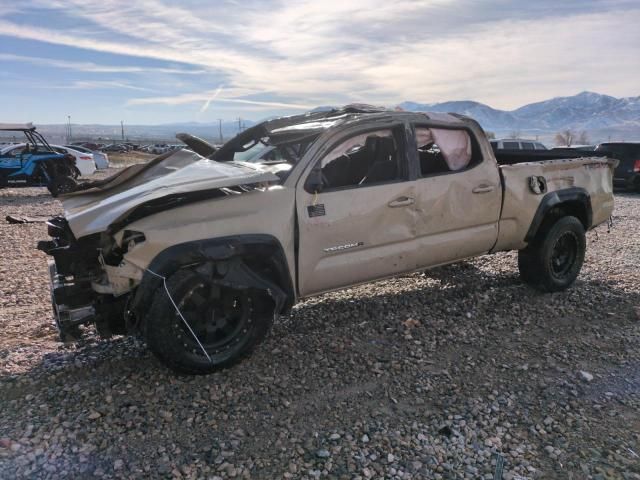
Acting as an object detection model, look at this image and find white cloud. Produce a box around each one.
[0,53,206,75]
[128,90,314,110]
[71,81,157,92]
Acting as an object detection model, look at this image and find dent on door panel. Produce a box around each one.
[412,164,501,267]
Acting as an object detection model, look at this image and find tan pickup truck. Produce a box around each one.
[38,106,616,373]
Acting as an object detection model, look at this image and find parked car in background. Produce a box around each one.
[552,145,597,152]
[74,142,102,151]
[50,145,95,176]
[0,124,77,196]
[102,144,128,153]
[594,142,640,191]
[2,143,94,177]
[491,139,548,151]
[151,144,170,154]
[65,145,109,169]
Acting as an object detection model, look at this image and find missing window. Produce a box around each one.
[415,127,474,177]
[319,129,401,189]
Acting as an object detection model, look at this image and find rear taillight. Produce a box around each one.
[634,159,640,173]
[80,155,92,160]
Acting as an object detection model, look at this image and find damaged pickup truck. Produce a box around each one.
[38,106,616,374]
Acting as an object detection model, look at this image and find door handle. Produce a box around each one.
[388,196,415,208]
[472,184,495,194]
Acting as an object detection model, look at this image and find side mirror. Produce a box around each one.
[306,167,324,193]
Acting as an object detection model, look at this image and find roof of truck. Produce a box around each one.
[266,105,468,132]
[213,106,471,162]
[0,123,36,131]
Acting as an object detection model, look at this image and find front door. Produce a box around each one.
[296,127,416,296]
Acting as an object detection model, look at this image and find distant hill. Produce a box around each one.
[7,120,258,145]
[400,100,519,129]
[399,91,640,141]
[6,92,637,146]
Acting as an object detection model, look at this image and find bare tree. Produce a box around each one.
[508,130,521,139]
[555,129,574,147]
[577,130,589,145]
[485,131,496,140]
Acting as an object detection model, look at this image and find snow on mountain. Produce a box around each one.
[399,92,640,133]
[399,100,519,129]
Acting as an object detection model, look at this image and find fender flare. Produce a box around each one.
[524,187,592,242]
[130,234,295,316]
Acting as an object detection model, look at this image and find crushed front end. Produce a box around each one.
[37,216,136,340]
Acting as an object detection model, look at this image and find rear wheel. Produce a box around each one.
[518,216,586,292]
[144,268,274,374]
[48,175,77,197]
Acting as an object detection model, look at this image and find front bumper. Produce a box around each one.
[48,261,95,339]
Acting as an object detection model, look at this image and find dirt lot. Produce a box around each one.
[106,151,156,166]
[0,173,638,479]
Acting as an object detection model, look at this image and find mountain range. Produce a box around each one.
[5,92,638,144]
[399,91,640,140]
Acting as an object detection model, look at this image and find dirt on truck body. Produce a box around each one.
[37,105,617,374]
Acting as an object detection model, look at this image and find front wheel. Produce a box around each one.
[518,216,586,292]
[143,268,274,374]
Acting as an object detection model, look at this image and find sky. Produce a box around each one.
[0,0,639,125]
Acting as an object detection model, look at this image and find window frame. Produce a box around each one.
[303,124,409,194]
[502,141,520,150]
[410,123,486,180]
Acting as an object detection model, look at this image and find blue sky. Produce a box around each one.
[0,0,639,124]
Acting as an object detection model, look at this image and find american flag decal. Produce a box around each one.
[307,204,326,217]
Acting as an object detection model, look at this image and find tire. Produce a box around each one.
[143,268,274,374]
[518,216,586,292]
[48,175,78,197]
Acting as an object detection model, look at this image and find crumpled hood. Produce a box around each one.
[61,149,279,237]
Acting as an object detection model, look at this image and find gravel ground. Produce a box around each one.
[0,175,638,480]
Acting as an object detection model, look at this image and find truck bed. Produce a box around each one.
[492,155,616,252]
[494,149,604,166]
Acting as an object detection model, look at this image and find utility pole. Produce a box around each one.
[67,115,72,143]
[237,117,242,133]
[121,120,125,141]
[218,119,223,144]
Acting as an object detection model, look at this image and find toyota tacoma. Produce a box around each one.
[38,106,616,374]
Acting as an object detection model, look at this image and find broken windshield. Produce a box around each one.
[231,134,319,166]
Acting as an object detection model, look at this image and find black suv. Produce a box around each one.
[595,143,640,191]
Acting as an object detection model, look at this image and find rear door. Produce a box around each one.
[295,125,416,296]
[410,125,502,267]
